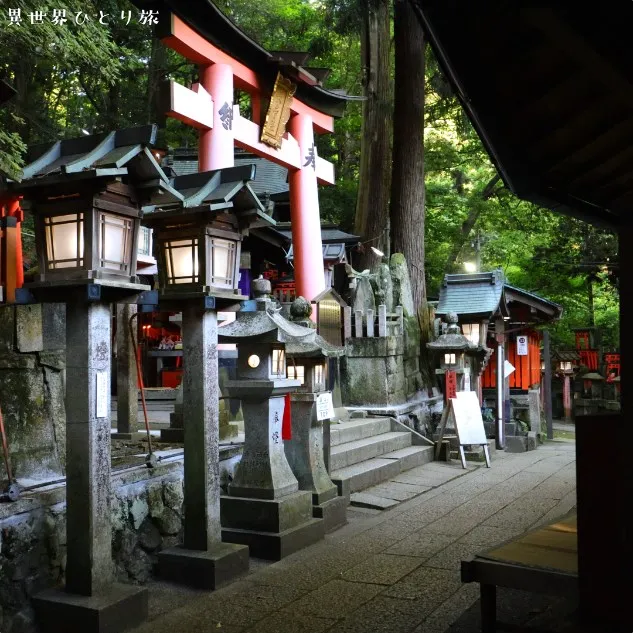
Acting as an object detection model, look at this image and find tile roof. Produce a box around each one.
[436,270,506,319]
[166,150,289,195]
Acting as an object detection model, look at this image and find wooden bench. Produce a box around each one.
[461,513,578,632]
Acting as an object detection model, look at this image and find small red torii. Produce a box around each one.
[151,0,357,302]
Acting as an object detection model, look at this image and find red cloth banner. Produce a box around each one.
[282,393,292,440]
[445,371,457,402]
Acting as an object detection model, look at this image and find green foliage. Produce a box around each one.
[0,0,619,351]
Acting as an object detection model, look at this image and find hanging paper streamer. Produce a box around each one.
[282,392,292,440]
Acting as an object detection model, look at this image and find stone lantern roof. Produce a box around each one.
[582,372,605,381]
[285,335,345,359]
[218,277,317,344]
[426,312,478,353]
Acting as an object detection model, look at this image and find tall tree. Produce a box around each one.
[353,0,392,272]
[390,0,426,306]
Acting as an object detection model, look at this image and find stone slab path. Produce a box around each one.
[350,461,473,510]
[130,440,576,633]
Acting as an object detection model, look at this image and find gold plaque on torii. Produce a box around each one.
[260,72,297,149]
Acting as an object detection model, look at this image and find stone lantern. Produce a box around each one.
[9,125,168,633]
[218,277,325,560]
[284,297,347,533]
[427,312,477,396]
[582,371,605,399]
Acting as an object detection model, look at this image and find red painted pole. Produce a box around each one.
[199,63,234,172]
[7,198,23,289]
[288,113,326,303]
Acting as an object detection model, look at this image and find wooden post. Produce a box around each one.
[378,305,387,337]
[366,309,374,337]
[354,310,363,338]
[343,306,352,340]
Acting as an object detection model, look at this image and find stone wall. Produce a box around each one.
[0,462,184,633]
[342,336,405,406]
[0,304,66,481]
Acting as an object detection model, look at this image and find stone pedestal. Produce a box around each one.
[112,303,139,440]
[161,382,184,442]
[33,298,147,633]
[221,393,324,560]
[285,394,347,533]
[158,304,249,588]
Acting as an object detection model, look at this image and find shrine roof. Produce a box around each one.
[134,0,362,118]
[436,271,507,320]
[553,350,581,362]
[435,270,562,323]
[167,150,289,196]
[276,225,360,244]
[414,2,633,228]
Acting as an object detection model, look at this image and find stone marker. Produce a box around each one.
[158,304,249,589]
[33,298,147,633]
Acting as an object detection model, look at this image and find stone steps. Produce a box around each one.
[331,445,434,495]
[329,431,413,471]
[330,418,392,447]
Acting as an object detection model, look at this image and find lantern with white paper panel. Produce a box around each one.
[145,209,242,301]
[26,186,142,287]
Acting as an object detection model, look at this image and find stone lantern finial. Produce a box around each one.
[446,312,460,334]
[252,275,272,310]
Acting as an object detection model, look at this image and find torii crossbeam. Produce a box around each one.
[148,0,358,302]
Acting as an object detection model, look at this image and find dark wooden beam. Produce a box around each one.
[524,8,633,104]
[567,144,633,190]
[511,71,592,126]
[527,95,625,158]
[545,117,633,179]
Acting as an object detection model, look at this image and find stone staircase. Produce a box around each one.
[329,417,434,503]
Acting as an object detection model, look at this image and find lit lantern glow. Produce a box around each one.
[44,213,84,269]
[444,353,456,365]
[287,365,305,385]
[272,348,286,376]
[247,354,260,368]
[35,205,139,283]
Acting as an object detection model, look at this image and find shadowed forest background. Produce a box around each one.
[0,0,619,348]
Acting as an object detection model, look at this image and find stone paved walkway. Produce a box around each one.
[130,440,576,633]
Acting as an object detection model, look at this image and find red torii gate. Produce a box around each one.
[152,1,357,302]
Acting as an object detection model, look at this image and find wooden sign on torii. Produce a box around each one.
[146,0,359,302]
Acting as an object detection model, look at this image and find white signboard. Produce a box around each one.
[95,370,109,419]
[316,392,335,421]
[504,360,515,378]
[517,335,528,356]
[451,391,487,445]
